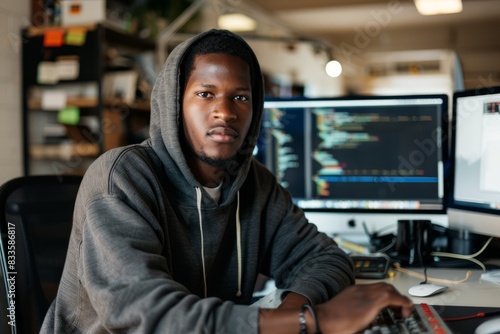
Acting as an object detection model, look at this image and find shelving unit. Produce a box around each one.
[21,23,155,175]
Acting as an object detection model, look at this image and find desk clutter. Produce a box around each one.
[332,221,500,334]
[335,221,500,273]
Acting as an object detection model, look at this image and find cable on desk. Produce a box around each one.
[443,310,500,322]
[362,221,397,254]
[431,237,493,272]
[375,238,395,254]
[393,262,473,284]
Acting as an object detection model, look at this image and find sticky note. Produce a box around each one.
[65,27,87,46]
[58,106,80,125]
[37,62,60,84]
[57,56,80,80]
[44,29,65,47]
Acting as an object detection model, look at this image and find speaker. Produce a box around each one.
[395,220,433,266]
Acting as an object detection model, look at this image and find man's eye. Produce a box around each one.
[197,92,211,98]
[235,95,249,102]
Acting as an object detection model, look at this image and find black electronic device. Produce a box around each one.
[257,94,449,214]
[394,219,434,266]
[448,85,500,239]
[360,303,452,334]
[350,252,390,279]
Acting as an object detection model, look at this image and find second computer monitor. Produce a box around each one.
[447,85,500,237]
[257,94,449,213]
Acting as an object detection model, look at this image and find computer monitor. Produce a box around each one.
[448,86,500,238]
[256,94,449,233]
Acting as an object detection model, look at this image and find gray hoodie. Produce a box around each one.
[41,29,354,333]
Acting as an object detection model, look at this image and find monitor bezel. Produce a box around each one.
[261,93,450,214]
[448,85,500,216]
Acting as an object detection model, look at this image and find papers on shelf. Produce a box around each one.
[41,90,67,110]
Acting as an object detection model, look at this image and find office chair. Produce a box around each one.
[0,174,82,334]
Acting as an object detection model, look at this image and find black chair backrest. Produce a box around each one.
[0,175,82,334]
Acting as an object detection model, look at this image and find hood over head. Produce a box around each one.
[149,29,264,205]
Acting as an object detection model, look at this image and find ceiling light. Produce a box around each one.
[414,0,463,15]
[325,60,342,78]
[218,13,257,32]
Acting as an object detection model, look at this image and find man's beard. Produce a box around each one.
[192,149,235,167]
[184,140,236,168]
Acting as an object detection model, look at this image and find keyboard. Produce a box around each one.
[361,303,452,334]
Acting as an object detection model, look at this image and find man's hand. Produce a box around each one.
[260,282,413,334]
[315,282,414,333]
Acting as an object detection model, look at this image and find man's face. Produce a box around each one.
[182,53,253,166]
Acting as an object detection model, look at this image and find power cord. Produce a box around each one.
[443,310,500,322]
[362,221,396,253]
[392,262,473,284]
[393,234,493,284]
[375,238,396,254]
[360,222,494,273]
[431,237,494,271]
[362,221,397,239]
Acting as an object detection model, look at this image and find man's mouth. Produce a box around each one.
[208,126,239,143]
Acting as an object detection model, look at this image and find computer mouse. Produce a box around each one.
[408,283,448,297]
[475,317,500,334]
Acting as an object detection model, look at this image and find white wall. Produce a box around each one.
[0,0,30,183]
[249,39,344,97]
[325,20,500,92]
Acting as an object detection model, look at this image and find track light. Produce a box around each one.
[218,13,257,31]
[414,0,463,15]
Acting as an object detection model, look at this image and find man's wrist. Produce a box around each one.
[278,292,310,309]
[299,307,307,334]
[301,304,321,334]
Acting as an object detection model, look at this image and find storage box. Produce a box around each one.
[61,0,105,26]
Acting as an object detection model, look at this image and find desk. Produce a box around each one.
[253,267,500,333]
[254,268,500,308]
[357,267,500,307]
[358,267,500,333]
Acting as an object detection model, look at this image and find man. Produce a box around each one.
[41,29,412,333]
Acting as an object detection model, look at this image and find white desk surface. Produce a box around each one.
[357,267,500,308]
[254,267,500,308]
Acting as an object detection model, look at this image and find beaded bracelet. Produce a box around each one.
[299,307,307,334]
[299,304,322,334]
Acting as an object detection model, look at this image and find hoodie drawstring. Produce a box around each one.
[235,191,242,297]
[195,187,208,298]
[195,187,242,298]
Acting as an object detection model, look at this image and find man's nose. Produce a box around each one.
[212,99,237,122]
